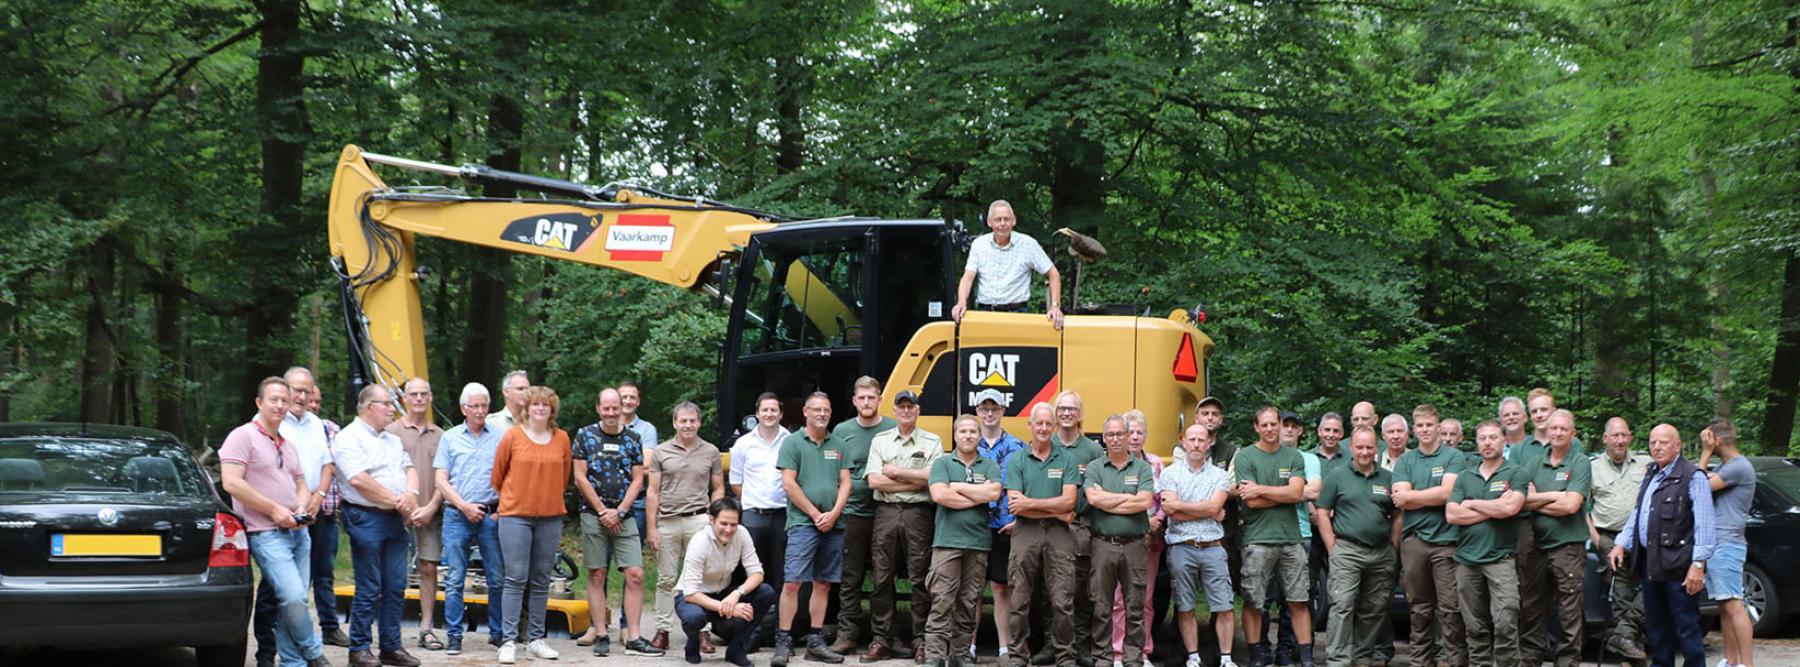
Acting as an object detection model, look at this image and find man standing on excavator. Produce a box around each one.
[952,200,1064,329]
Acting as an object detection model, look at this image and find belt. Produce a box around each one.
[479,502,500,516]
[1019,517,1067,527]
[1174,539,1222,548]
[977,301,1029,312]
[746,507,785,515]
[1095,533,1145,545]
[662,509,706,519]
[348,503,398,515]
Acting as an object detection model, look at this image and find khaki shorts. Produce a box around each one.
[580,511,644,571]
[1240,542,1309,608]
[410,513,444,562]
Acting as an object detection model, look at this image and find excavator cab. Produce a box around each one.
[717,219,954,440]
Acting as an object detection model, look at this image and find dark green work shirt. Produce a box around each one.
[1234,444,1307,545]
[1005,444,1082,505]
[1450,458,1530,565]
[1529,447,1593,548]
[1055,433,1104,514]
[776,430,847,529]
[832,417,896,518]
[1083,456,1156,538]
[1393,445,1466,545]
[1317,464,1396,547]
[929,454,1003,550]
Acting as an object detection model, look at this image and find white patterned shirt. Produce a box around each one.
[965,232,1054,306]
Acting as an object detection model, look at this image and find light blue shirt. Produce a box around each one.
[626,417,659,452]
[1297,450,1322,539]
[1618,459,1716,562]
[433,421,503,505]
[979,431,1027,529]
[1159,458,1232,545]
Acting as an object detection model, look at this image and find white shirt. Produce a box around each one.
[729,427,790,510]
[280,410,333,492]
[488,407,518,434]
[965,232,1054,306]
[676,525,764,597]
[332,418,413,507]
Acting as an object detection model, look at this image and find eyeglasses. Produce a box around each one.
[405,391,432,398]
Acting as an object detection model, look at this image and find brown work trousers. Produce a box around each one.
[1401,535,1466,667]
[1457,559,1519,667]
[1536,543,1586,667]
[837,513,875,643]
[1514,527,1551,665]
[872,502,935,645]
[1089,535,1149,664]
[1009,518,1076,667]
[924,547,989,661]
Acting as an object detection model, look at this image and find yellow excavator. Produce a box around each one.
[326,145,1215,457]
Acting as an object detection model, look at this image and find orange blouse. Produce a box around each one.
[492,426,572,517]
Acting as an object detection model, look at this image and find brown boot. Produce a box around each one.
[346,650,380,667]
[861,641,894,663]
[377,648,421,667]
[701,631,718,654]
[914,644,927,664]
[651,630,670,651]
[831,634,861,656]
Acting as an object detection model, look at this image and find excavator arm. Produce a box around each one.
[326,144,780,394]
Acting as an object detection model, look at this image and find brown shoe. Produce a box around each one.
[347,650,380,667]
[861,641,894,663]
[831,635,861,656]
[914,644,926,664]
[652,629,671,651]
[701,632,718,654]
[378,648,421,667]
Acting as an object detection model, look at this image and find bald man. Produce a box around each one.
[1588,418,1646,661]
[1608,425,1713,667]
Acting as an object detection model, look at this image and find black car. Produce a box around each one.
[1696,455,1800,636]
[0,423,252,667]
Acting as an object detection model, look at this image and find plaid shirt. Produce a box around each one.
[320,418,342,514]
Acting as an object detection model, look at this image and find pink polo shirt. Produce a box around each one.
[220,420,304,532]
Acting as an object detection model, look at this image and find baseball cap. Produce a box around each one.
[1197,396,1224,410]
[1280,411,1302,425]
[974,388,1007,407]
[894,390,920,406]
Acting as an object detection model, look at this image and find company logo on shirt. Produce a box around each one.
[1125,475,1139,486]
[1489,480,1510,494]
[1431,465,1445,480]
[1047,467,1064,480]
[1278,467,1293,480]
[1372,484,1388,496]
[824,450,841,461]
[1554,471,1569,482]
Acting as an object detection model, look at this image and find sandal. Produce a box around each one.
[576,627,601,647]
[418,630,445,651]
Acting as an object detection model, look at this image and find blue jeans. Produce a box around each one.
[343,504,410,653]
[249,528,326,665]
[1643,578,1706,667]
[677,584,777,657]
[442,509,505,641]
[311,512,342,632]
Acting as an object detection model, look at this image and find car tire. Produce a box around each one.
[195,637,248,667]
[1745,562,1785,637]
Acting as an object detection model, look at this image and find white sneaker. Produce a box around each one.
[1219,657,1238,667]
[1717,660,1730,667]
[970,644,978,658]
[499,641,518,664]
[1114,660,1125,667]
[527,638,560,659]
[1142,659,1154,667]
[1185,656,1202,667]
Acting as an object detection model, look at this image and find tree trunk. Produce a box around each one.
[247,0,308,396]
[774,52,806,175]
[154,283,185,438]
[80,238,117,423]
[1760,16,1800,453]
[459,84,523,391]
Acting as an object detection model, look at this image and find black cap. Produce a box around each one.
[894,390,920,406]
[1280,411,1302,425]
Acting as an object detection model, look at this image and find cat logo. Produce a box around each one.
[501,212,599,253]
[966,352,1020,407]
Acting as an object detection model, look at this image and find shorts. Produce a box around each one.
[987,530,1012,584]
[1240,542,1309,607]
[579,511,644,571]
[1169,541,1234,613]
[784,525,846,583]
[1707,540,1747,601]
[409,513,443,562]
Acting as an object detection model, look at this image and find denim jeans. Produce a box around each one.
[343,504,410,653]
[310,512,342,632]
[442,510,505,641]
[499,515,563,643]
[249,528,326,665]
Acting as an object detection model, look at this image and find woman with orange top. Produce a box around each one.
[491,386,573,664]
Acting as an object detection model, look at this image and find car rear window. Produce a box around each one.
[0,437,208,498]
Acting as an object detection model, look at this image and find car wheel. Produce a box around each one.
[195,637,248,667]
[1745,562,1784,637]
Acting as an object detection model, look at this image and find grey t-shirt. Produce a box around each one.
[1713,456,1757,543]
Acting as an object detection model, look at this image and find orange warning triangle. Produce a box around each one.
[1172,333,1198,382]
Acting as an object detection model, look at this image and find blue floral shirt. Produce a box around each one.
[572,423,644,513]
[979,431,1027,529]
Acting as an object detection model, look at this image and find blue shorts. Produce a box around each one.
[1707,540,1746,601]
[784,525,845,583]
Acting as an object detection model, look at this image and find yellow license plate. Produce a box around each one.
[51,533,161,557]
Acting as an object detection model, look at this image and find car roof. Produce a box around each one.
[0,422,185,445]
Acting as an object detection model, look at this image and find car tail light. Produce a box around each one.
[208,512,250,567]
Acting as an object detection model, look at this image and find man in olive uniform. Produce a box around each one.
[830,377,897,656]
[864,390,942,663]
[926,415,1005,667]
[1085,415,1158,667]
[1050,391,1105,667]
[1446,421,1527,667]
[1007,403,1081,667]
[1588,418,1647,661]
[1314,428,1398,667]
[1520,409,1591,667]
[1390,404,1465,667]
[1233,406,1312,667]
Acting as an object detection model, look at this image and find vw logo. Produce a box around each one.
[97,508,119,526]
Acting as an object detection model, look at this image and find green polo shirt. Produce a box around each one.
[1084,456,1156,538]
[1392,445,1466,545]
[1317,464,1396,547]
[1233,443,1307,545]
[776,430,848,529]
[929,454,1003,550]
[1529,447,1593,548]
[1450,458,1530,565]
[1312,447,1350,480]
[1055,432,1104,513]
[832,416,896,518]
[1005,443,1081,503]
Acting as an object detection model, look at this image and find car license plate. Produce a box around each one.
[51,533,161,557]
